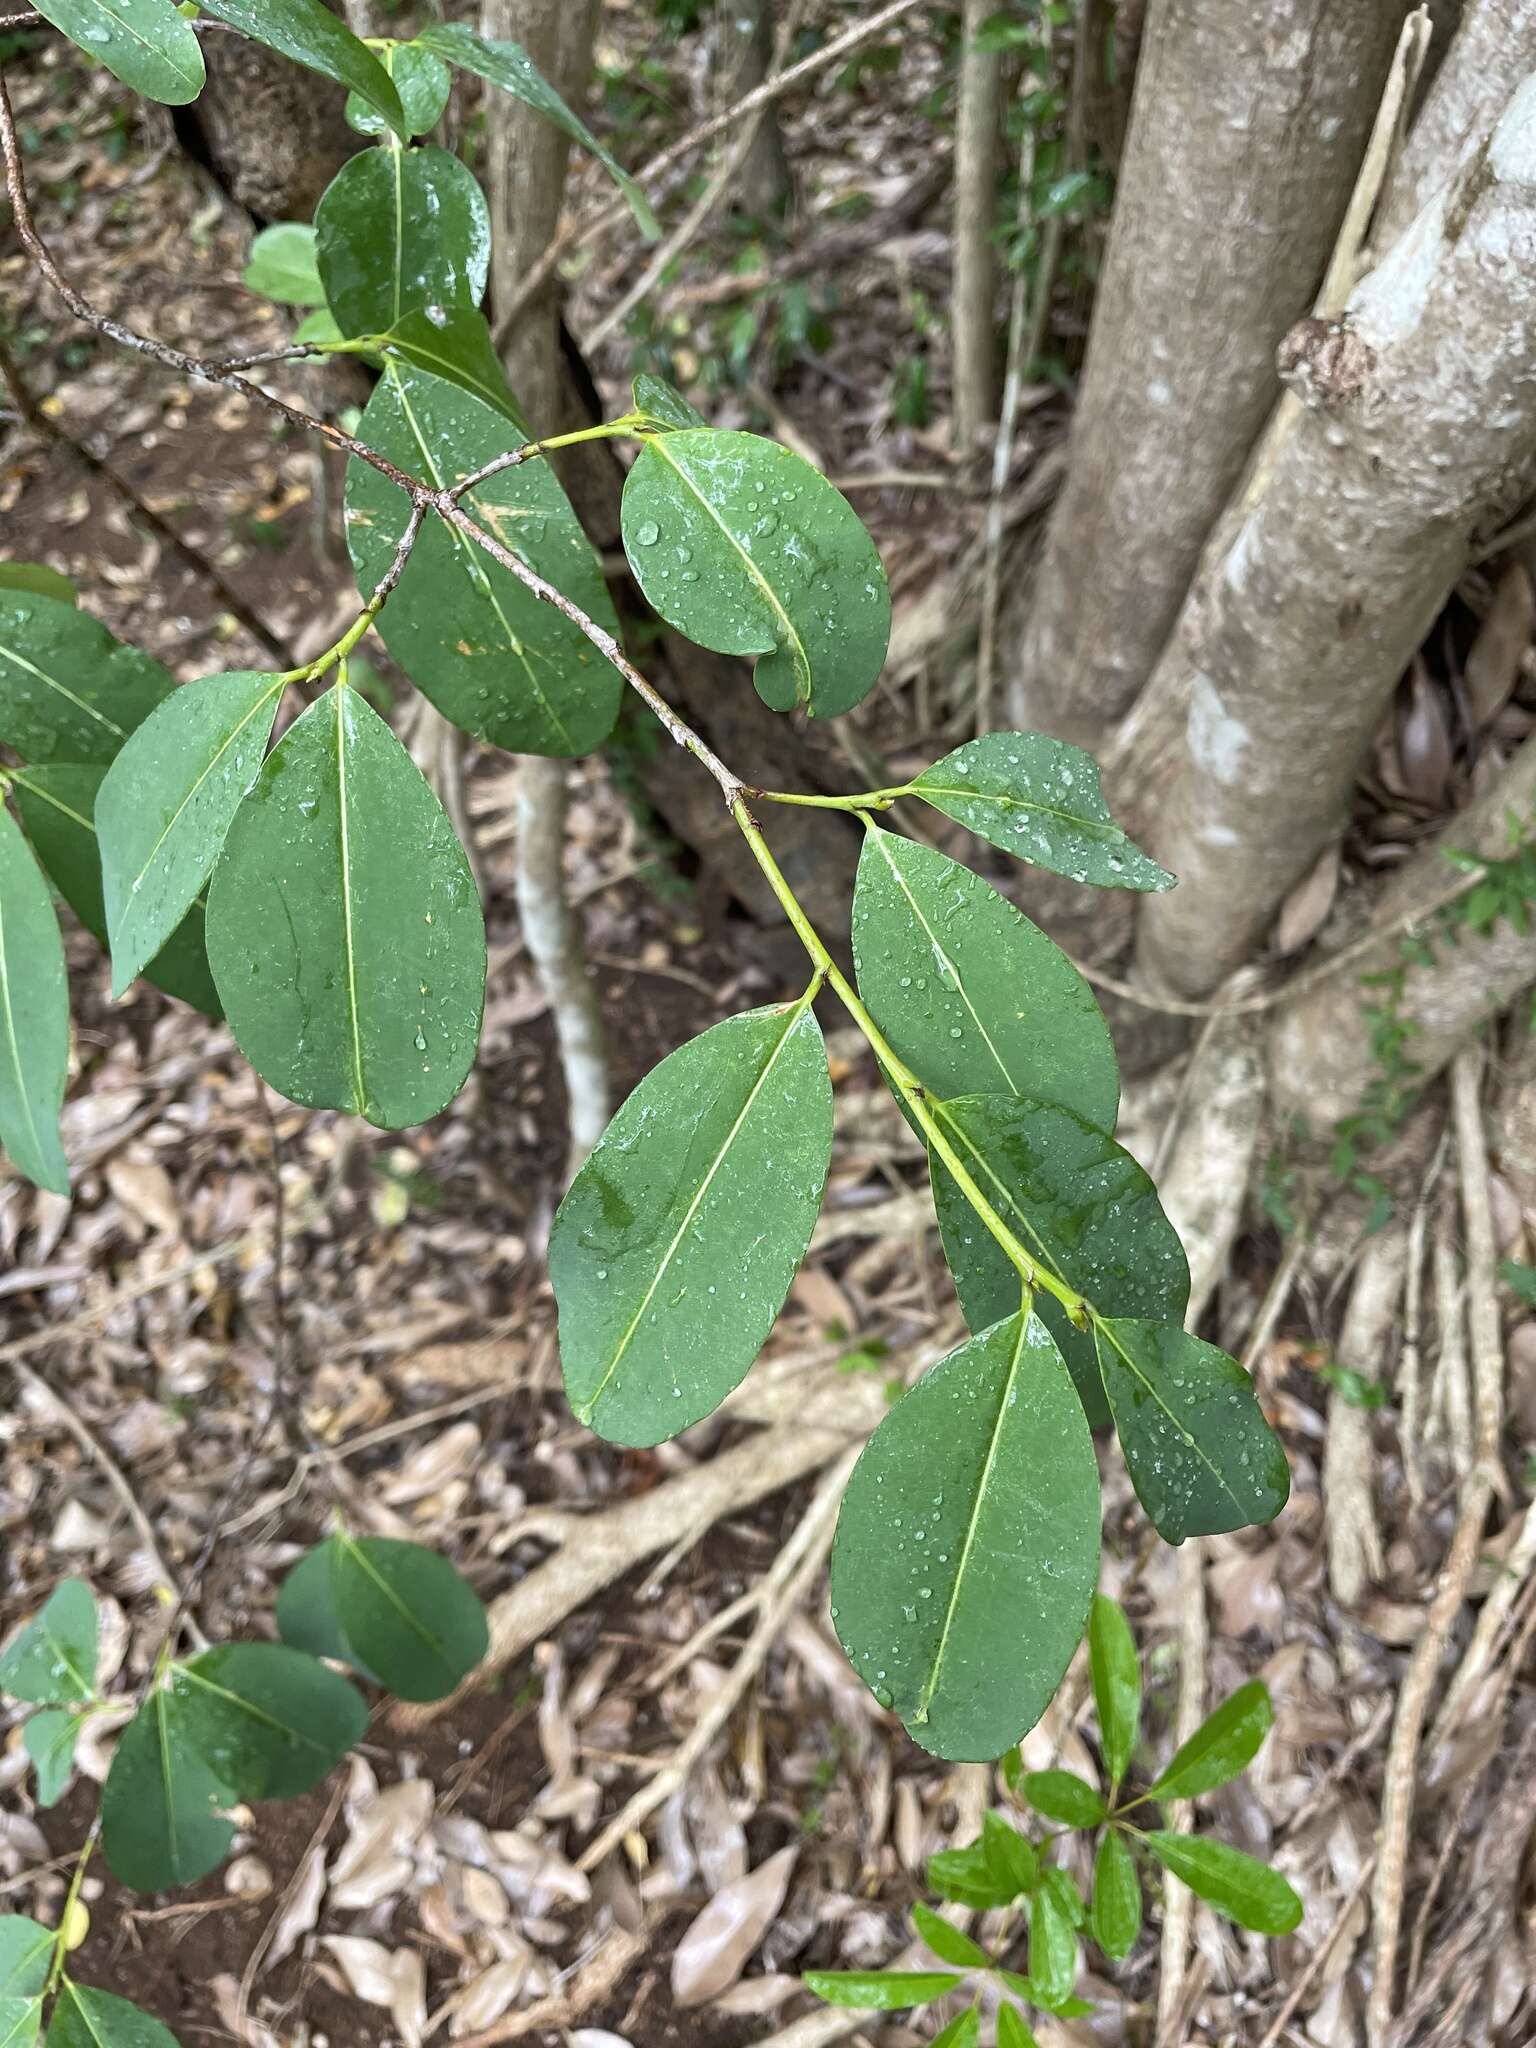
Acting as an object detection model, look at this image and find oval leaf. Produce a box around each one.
[1088,1593,1140,1790]
[277,1534,488,1702]
[46,1982,179,2048]
[1149,1680,1273,1803]
[0,593,173,766]
[0,810,69,1196]
[911,735,1173,891]
[23,1710,79,1809]
[928,1092,1189,1430]
[621,430,890,718]
[1027,1887,1077,2009]
[1141,1832,1302,1936]
[206,685,486,1128]
[32,0,203,102]
[1020,1770,1104,1828]
[316,144,490,338]
[632,372,706,431]
[830,1312,1100,1761]
[802,1972,963,2012]
[346,42,451,137]
[11,765,221,1017]
[242,223,325,307]
[100,1692,238,1892]
[0,1920,52,1999]
[0,1580,95,1704]
[375,305,522,425]
[1093,1320,1290,1542]
[346,362,625,756]
[910,1902,987,1970]
[98,671,283,997]
[853,828,1118,1128]
[170,1642,366,1800]
[552,997,833,1446]
[194,0,404,135]
[1089,1830,1142,1960]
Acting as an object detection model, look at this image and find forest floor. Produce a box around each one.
[5,11,1536,2048]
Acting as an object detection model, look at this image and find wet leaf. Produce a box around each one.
[206,685,486,1128]
[0,1581,96,1704]
[671,1843,797,2006]
[1087,1594,1140,1790]
[1093,1321,1290,1542]
[910,734,1172,891]
[631,373,705,431]
[32,0,203,102]
[552,998,833,1446]
[316,145,490,339]
[621,430,890,718]
[802,1971,964,2011]
[346,42,451,137]
[1027,1887,1076,2009]
[45,1984,178,2048]
[1149,1681,1273,1802]
[0,810,69,1196]
[97,671,283,997]
[910,1903,987,1969]
[374,306,521,424]
[242,224,325,307]
[1020,1770,1103,1827]
[1141,1832,1302,1935]
[1089,1830,1141,1959]
[0,593,173,766]
[0,567,74,605]
[853,828,1118,1128]
[196,0,404,134]
[830,1313,1099,1760]
[23,1712,79,1808]
[277,1534,488,1701]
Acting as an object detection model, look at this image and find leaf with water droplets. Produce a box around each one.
[196,0,404,136]
[374,305,522,424]
[621,430,890,718]
[552,996,833,1446]
[0,1580,96,1704]
[928,1093,1188,1429]
[346,41,451,137]
[0,593,173,766]
[910,735,1173,891]
[316,143,490,339]
[97,671,283,999]
[1093,1320,1290,1542]
[0,810,69,1197]
[346,362,625,756]
[277,1534,488,1701]
[205,685,486,1128]
[830,1312,1099,1761]
[630,373,706,431]
[31,0,203,103]
[854,828,1118,1128]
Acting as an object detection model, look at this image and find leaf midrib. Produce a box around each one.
[44,0,201,89]
[333,689,369,1118]
[0,643,124,748]
[1096,1322,1251,1520]
[0,826,52,1179]
[337,1534,453,1665]
[914,777,1124,846]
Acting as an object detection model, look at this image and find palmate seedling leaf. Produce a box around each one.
[631,372,706,431]
[910,1903,987,1970]
[11,765,222,1017]
[45,1981,180,2048]
[1020,1770,1104,1827]
[346,42,451,137]
[1141,1832,1302,1936]
[551,997,833,1445]
[97,671,284,997]
[1093,1320,1290,1542]
[31,0,203,103]
[1149,1680,1273,1802]
[195,0,404,135]
[415,21,658,235]
[0,566,75,604]
[102,1645,366,1893]
[23,1711,79,1809]
[621,430,891,718]
[802,1972,964,2011]
[910,734,1174,891]
[928,1092,1188,1430]
[242,223,326,307]
[1028,1887,1077,2009]
[1088,1593,1140,1790]
[315,144,490,339]
[0,1919,53,1999]
[1090,1829,1142,1959]
[0,593,173,766]
[0,1580,96,1704]
[0,810,69,1196]
[276,1534,488,1701]
[345,362,625,757]
[853,828,1118,1129]
[830,1312,1099,1761]
[206,685,485,1128]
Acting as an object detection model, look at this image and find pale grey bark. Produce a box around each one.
[951,0,1001,447]
[1138,82,1536,999]
[1007,0,1404,747]
[713,0,792,219]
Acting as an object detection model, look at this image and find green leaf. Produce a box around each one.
[1141,1832,1303,1935]
[0,810,69,1197]
[31,0,203,102]
[0,1999,41,2048]
[11,765,222,1017]
[23,1710,79,1808]
[345,362,624,757]
[293,307,344,348]
[242,223,325,307]
[1021,1770,1104,1828]
[0,1581,96,1703]
[1501,1257,1536,1306]
[195,0,404,135]
[621,430,890,718]
[1093,1321,1290,1542]
[1089,1830,1142,1959]
[631,372,706,431]
[416,21,657,236]
[830,1312,1099,1761]
[853,828,1118,1127]
[910,1903,987,1970]
[552,997,833,1445]
[277,1534,488,1701]
[1027,1888,1077,2009]
[374,306,522,425]
[929,2012,979,2048]
[982,1810,1040,1896]
[927,1838,1015,1910]
[909,734,1173,892]
[802,1972,964,2011]
[101,1692,239,1891]
[1041,1865,1086,1929]
[0,566,74,604]
[997,1970,1091,2020]
[346,41,451,137]
[45,1981,179,2048]
[0,593,174,766]
[206,685,486,1128]
[316,144,490,339]
[1088,1594,1140,1790]
[0,1919,53,1999]
[97,671,283,998]
[927,1093,1188,1430]
[997,2006,1039,2048]
[1149,1680,1274,1803]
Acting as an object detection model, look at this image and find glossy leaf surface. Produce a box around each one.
[831,1313,1099,1760]
[316,144,490,338]
[1021,1770,1104,1827]
[0,594,172,766]
[1149,1680,1273,1802]
[910,1903,986,1970]
[277,1533,488,1701]
[802,1972,963,2011]
[621,430,890,717]
[552,998,833,1445]
[631,372,705,430]
[46,1983,180,2048]
[1089,1830,1142,1959]
[375,305,521,423]
[0,1580,95,1703]
[1088,1593,1140,1789]
[0,810,69,1196]
[346,41,451,135]
[195,0,404,134]
[33,0,203,102]
[1141,1833,1303,1935]
[1028,1887,1077,2008]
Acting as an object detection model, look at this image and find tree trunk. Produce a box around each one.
[1007,0,1405,748]
[175,22,356,219]
[713,0,793,219]
[1137,80,1536,998]
[951,0,1001,448]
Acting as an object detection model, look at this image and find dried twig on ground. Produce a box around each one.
[1324,1227,1406,1606]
